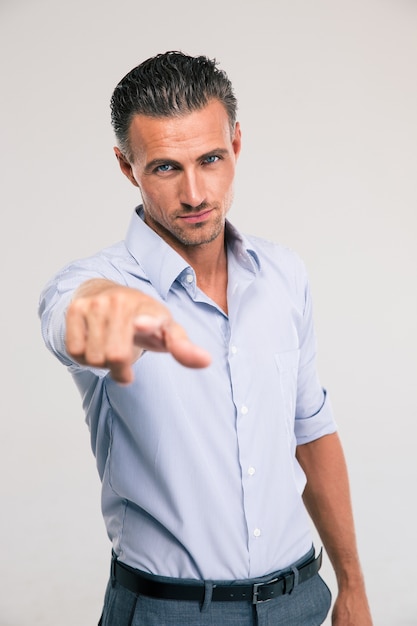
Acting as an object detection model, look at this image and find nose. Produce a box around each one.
[178,169,206,209]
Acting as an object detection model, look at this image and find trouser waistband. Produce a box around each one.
[111,548,322,604]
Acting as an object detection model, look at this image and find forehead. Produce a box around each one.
[128,100,232,160]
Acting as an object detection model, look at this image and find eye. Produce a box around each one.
[156,163,174,173]
[203,155,220,165]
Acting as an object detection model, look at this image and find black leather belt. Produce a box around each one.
[113,549,322,604]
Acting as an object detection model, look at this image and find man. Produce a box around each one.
[39,51,372,625]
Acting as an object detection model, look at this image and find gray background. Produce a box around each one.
[1,0,416,624]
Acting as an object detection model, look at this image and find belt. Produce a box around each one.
[112,549,322,604]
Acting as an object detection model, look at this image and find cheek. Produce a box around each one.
[141,181,176,208]
[139,188,163,215]
[215,168,235,202]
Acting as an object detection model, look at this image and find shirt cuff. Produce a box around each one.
[294,390,338,445]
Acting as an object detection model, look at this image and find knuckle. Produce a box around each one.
[105,346,132,365]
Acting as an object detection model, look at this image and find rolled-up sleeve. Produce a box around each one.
[293,263,338,444]
[295,389,336,444]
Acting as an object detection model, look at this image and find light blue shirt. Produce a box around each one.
[39,207,337,580]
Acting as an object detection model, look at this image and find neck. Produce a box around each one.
[185,237,226,275]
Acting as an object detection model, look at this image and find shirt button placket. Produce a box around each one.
[231,342,260,553]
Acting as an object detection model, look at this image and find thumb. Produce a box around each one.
[164,323,211,368]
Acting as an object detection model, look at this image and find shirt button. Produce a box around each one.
[254,528,261,537]
[230,345,238,355]
[248,466,256,476]
[185,274,194,283]
[241,406,248,415]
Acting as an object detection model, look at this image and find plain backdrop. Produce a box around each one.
[1,1,416,624]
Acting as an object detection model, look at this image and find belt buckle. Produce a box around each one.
[252,577,278,604]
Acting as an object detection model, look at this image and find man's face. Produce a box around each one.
[115,100,241,255]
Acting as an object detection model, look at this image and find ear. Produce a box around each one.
[232,122,242,160]
[113,147,140,188]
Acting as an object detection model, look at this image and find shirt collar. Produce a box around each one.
[225,220,261,274]
[125,206,261,300]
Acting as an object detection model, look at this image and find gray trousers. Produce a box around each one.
[98,552,332,626]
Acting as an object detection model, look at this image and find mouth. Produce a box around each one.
[178,209,213,224]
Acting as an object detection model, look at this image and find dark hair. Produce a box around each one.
[110,51,238,160]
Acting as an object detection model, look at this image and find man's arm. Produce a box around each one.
[66,278,211,383]
[296,432,373,626]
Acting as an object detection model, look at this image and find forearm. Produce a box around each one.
[296,432,363,588]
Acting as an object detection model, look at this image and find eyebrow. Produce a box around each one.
[144,148,230,174]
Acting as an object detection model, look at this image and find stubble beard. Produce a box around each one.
[146,203,228,249]
[172,211,225,247]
